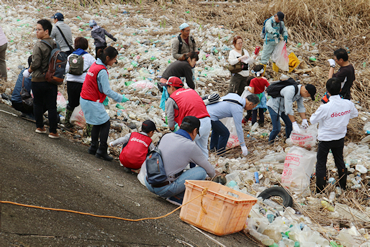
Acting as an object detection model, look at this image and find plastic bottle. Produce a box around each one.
[251,122,259,132]
[328,177,336,184]
[254,172,260,183]
[321,201,334,212]
[329,192,335,202]
[248,228,274,246]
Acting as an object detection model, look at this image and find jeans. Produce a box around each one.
[210,120,230,154]
[32,81,58,133]
[66,81,83,111]
[268,106,292,142]
[194,117,211,158]
[145,167,207,199]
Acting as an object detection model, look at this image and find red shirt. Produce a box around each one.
[250,77,270,94]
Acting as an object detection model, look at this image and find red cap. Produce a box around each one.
[161,76,184,88]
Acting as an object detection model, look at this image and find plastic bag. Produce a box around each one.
[57,92,67,112]
[70,105,86,128]
[221,118,240,148]
[271,41,289,72]
[241,86,252,99]
[281,146,317,195]
[137,161,146,186]
[286,124,318,148]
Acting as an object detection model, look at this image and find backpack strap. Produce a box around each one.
[56,26,74,52]
[222,99,243,107]
[177,34,183,55]
[190,36,196,51]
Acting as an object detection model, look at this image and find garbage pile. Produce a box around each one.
[1,1,370,246]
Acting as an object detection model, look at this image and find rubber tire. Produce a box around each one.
[258,186,293,208]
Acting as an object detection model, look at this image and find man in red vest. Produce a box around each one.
[162,77,211,158]
[110,120,156,172]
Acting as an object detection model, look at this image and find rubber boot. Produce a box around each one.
[338,168,347,190]
[88,141,99,155]
[261,64,267,76]
[95,143,113,161]
[64,109,73,128]
[316,176,327,194]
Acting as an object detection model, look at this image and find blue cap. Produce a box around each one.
[89,20,97,27]
[52,12,64,21]
[179,23,189,30]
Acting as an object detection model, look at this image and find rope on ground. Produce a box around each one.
[0,188,209,222]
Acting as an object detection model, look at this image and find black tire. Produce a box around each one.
[258,186,293,208]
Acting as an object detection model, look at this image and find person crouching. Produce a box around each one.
[110,120,156,172]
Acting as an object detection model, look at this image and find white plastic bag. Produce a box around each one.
[271,41,289,71]
[57,92,67,112]
[137,161,146,186]
[70,105,86,128]
[286,124,318,148]
[221,118,240,148]
[241,86,252,99]
[281,146,317,195]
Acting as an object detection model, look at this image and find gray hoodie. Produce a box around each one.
[91,26,115,47]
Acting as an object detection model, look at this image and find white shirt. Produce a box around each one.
[310,95,358,141]
[228,49,254,77]
[65,53,96,83]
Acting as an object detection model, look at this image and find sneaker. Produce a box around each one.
[166,196,183,206]
[35,127,47,134]
[48,132,60,139]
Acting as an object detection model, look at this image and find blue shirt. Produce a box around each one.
[206,93,246,147]
[80,58,123,125]
[11,69,32,103]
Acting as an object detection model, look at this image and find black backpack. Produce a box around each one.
[178,34,196,54]
[266,78,299,98]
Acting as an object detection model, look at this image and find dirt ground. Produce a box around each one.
[0,103,258,247]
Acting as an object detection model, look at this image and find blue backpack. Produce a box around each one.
[146,147,167,185]
[41,40,68,85]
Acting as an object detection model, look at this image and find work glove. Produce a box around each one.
[292,122,301,133]
[273,32,280,38]
[241,146,249,156]
[301,119,309,129]
[170,123,179,132]
[112,37,117,42]
[23,69,31,78]
[103,97,109,106]
[328,59,336,67]
[121,95,129,102]
[284,35,288,42]
[240,54,249,60]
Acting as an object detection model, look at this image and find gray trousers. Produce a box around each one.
[0,42,7,79]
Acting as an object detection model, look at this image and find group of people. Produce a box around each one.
[5,10,358,205]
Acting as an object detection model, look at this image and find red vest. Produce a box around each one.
[120,132,152,169]
[170,88,210,124]
[80,62,108,103]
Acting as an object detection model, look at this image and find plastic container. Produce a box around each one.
[180,180,257,236]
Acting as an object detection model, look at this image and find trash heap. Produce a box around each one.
[1,1,370,246]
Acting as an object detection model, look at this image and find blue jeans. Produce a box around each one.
[268,106,292,142]
[145,167,207,199]
[210,120,230,154]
